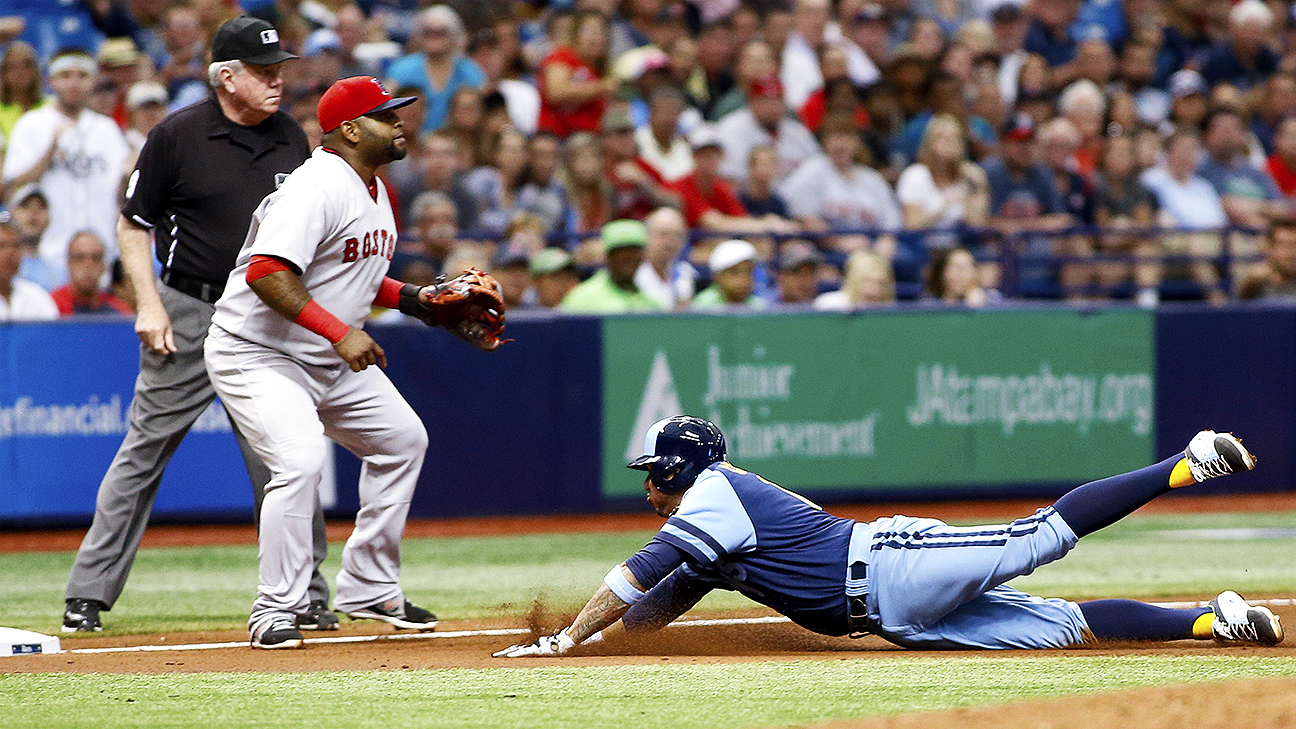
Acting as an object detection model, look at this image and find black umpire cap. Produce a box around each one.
[212,17,298,65]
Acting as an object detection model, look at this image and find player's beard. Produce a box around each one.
[387,136,408,162]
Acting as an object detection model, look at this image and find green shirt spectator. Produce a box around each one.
[561,219,666,313]
[690,238,766,310]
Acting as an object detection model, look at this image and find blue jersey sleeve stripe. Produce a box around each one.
[666,517,728,558]
[659,527,717,563]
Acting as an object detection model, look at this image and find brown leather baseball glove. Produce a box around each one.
[399,268,511,351]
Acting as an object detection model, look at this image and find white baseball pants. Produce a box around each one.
[204,326,428,634]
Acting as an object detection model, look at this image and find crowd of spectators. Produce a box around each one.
[5,0,1296,320]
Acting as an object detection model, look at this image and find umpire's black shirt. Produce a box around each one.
[122,96,310,292]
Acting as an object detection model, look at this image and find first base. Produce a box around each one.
[0,627,61,656]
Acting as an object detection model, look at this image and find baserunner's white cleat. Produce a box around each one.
[1184,431,1256,482]
[1210,591,1283,646]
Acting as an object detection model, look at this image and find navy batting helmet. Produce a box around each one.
[627,416,727,493]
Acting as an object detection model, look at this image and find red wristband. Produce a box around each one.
[374,276,404,309]
[294,300,350,344]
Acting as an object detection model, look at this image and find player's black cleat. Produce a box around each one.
[1183,430,1256,482]
[296,600,340,631]
[62,598,106,633]
[346,598,438,631]
[251,619,305,649]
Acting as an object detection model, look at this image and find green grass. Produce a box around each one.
[3,655,1295,729]
[2,510,1293,728]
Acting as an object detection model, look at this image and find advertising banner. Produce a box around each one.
[601,309,1155,498]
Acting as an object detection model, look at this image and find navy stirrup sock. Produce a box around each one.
[1052,456,1180,538]
[1079,599,1209,642]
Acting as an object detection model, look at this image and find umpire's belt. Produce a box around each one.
[845,521,877,638]
[163,270,225,304]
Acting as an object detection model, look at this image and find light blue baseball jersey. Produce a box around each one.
[622,462,1093,648]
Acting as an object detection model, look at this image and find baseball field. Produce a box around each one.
[2,493,1293,729]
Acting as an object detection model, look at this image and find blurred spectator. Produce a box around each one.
[156,5,208,108]
[634,206,696,308]
[1266,116,1296,198]
[801,75,870,135]
[0,41,43,140]
[463,126,534,236]
[529,247,581,308]
[518,132,572,239]
[739,145,792,220]
[1024,0,1082,81]
[123,81,170,157]
[1139,131,1228,303]
[50,230,132,316]
[898,70,996,164]
[670,127,789,235]
[1197,0,1278,92]
[386,6,486,134]
[990,3,1029,107]
[709,39,776,121]
[598,108,678,221]
[897,113,989,249]
[1237,217,1296,300]
[923,246,1001,307]
[813,249,895,309]
[561,219,665,312]
[716,75,821,185]
[845,4,893,71]
[1163,69,1209,134]
[8,184,57,291]
[538,10,614,138]
[692,238,765,308]
[1197,108,1285,231]
[1250,73,1296,155]
[442,86,487,163]
[0,221,57,320]
[778,116,901,255]
[1057,79,1106,175]
[490,242,534,309]
[405,190,461,274]
[3,49,130,283]
[96,37,144,129]
[565,130,614,234]
[636,86,695,184]
[780,0,879,111]
[1092,133,1161,305]
[1118,40,1169,126]
[985,114,1069,233]
[770,240,824,306]
[1039,118,1095,298]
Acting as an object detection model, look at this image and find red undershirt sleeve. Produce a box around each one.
[374,276,405,309]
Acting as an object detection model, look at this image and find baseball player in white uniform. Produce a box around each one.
[205,76,439,649]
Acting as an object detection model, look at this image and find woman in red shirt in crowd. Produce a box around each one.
[538,10,614,138]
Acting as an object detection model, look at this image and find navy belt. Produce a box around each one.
[163,270,224,304]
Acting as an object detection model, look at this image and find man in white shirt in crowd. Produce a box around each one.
[634,206,697,309]
[0,222,58,321]
[3,48,130,283]
[716,75,821,185]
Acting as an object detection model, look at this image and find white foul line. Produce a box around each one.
[59,598,1296,656]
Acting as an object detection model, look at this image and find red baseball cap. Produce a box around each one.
[317,76,417,133]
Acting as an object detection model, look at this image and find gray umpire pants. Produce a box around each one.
[65,283,330,610]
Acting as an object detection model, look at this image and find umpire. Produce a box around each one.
[63,17,337,633]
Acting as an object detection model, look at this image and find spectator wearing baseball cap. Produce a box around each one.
[124,81,169,153]
[715,74,821,185]
[489,242,533,309]
[691,238,766,309]
[1165,69,1209,135]
[529,247,581,308]
[770,240,824,306]
[560,219,665,313]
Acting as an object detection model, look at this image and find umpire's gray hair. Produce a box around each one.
[418,5,467,55]
[208,59,244,87]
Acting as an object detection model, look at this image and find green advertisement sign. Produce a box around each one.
[601,309,1154,498]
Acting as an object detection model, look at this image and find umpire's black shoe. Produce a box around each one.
[62,598,106,633]
[346,597,438,631]
[296,600,340,631]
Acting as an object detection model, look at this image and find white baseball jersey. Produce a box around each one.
[212,147,397,366]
